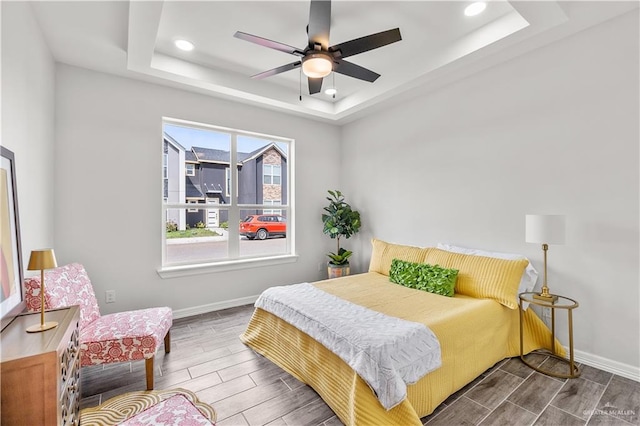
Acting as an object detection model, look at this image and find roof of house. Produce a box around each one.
[241,143,287,163]
[164,132,186,151]
[185,151,198,162]
[185,178,204,199]
[191,143,286,164]
[165,126,287,164]
[191,147,228,163]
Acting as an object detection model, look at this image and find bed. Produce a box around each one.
[240,240,558,426]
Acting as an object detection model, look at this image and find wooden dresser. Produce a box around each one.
[1,306,81,426]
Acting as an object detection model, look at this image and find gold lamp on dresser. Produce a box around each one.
[526,215,565,302]
[26,248,58,333]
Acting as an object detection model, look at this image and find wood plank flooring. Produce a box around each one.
[80,305,639,425]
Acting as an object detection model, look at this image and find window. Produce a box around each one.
[163,154,169,178]
[263,164,281,185]
[163,153,169,198]
[160,118,295,276]
[263,200,282,215]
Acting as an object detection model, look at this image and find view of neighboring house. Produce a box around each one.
[163,132,288,230]
[164,133,186,229]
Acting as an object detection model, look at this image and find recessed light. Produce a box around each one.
[174,39,195,51]
[325,88,337,96]
[464,2,487,17]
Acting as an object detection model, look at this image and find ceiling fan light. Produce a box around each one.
[325,88,337,96]
[464,2,487,17]
[302,53,333,78]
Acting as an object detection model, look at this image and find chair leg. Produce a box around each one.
[145,357,154,390]
[164,330,171,354]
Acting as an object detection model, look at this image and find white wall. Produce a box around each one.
[342,11,639,372]
[1,2,56,270]
[6,1,638,376]
[54,64,340,315]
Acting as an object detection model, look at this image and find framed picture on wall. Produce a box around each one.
[1,146,25,331]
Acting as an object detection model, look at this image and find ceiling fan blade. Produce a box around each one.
[252,62,301,79]
[334,59,380,83]
[308,77,323,94]
[234,31,303,56]
[308,0,331,49]
[329,28,402,59]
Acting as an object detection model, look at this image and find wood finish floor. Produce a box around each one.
[80,305,639,425]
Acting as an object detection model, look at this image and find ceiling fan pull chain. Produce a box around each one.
[333,73,336,99]
[299,68,302,101]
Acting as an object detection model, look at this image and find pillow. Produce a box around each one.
[437,243,538,309]
[368,238,432,276]
[389,259,458,297]
[424,248,529,309]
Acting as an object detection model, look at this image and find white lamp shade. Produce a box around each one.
[525,215,565,245]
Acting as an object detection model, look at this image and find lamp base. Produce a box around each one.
[533,293,558,303]
[26,321,59,333]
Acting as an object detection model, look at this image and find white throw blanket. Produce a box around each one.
[254,283,442,410]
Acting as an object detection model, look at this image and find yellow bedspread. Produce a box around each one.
[241,272,557,426]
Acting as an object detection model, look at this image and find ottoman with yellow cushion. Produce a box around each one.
[80,388,216,425]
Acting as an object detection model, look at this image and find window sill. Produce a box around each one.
[157,254,299,278]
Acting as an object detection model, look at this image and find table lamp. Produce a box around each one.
[525,215,565,302]
[26,248,58,333]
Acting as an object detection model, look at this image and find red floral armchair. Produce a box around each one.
[25,263,172,390]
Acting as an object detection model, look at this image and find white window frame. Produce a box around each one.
[159,117,296,278]
[163,153,169,179]
[263,164,281,185]
[187,200,198,213]
[263,200,282,215]
[186,163,195,176]
[163,154,169,203]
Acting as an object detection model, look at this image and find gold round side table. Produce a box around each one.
[519,292,580,379]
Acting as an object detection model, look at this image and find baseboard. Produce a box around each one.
[172,295,259,320]
[571,348,640,382]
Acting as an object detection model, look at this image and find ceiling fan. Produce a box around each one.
[234,0,402,95]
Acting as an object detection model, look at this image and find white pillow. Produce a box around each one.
[436,243,538,309]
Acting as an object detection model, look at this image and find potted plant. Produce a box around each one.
[322,190,362,278]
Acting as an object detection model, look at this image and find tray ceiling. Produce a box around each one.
[30,1,638,123]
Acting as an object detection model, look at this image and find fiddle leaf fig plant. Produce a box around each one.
[322,190,361,265]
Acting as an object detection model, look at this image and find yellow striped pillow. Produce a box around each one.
[424,248,528,309]
[368,239,432,276]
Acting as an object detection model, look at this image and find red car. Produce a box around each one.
[240,214,287,240]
